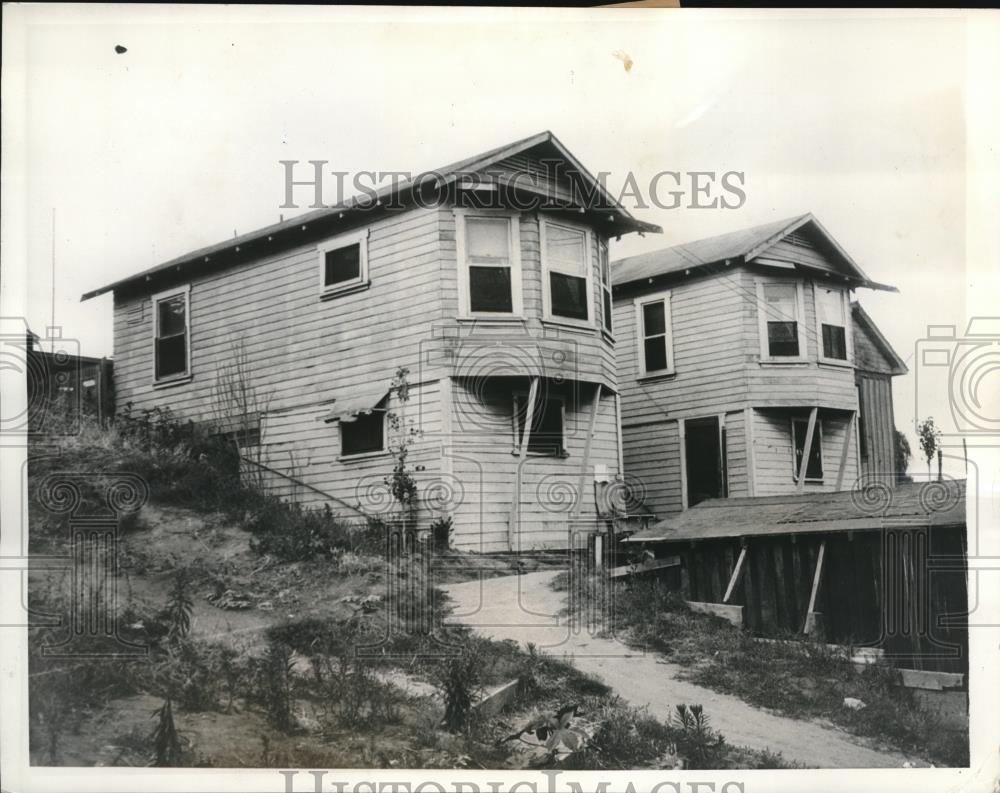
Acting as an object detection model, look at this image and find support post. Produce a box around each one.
[835,410,855,491]
[571,383,602,525]
[508,377,539,552]
[803,539,826,634]
[723,545,747,604]
[679,418,688,510]
[796,407,818,493]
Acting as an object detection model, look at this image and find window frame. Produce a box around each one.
[338,409,388,459]
[511,391,567,457]
[317,227,370,299]
[813,283,853,365]
[755,278,808,363]
[455,209,523,318]
[791,417,825,482]
[151,284,191,385]
[633,289,675,378]
[539,216,594,328]
[598,239,613,335]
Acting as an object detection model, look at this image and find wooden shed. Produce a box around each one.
[625,479,968,678]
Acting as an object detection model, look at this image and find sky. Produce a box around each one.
[3,6,995,476]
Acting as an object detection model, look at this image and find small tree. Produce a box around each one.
[916,417,942,479]
[384,367,422,540]
[212,338,273,489]
[893,429,912,483]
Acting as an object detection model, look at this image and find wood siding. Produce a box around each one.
[449,377,620,552]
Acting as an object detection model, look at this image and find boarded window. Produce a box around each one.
[324,242,361,287]
[636,293,673,375]
[793,419,824,480]
[545,222,589,321]
[341,411,385,456]
[154,291,188,380]
[514,394,564,456]
[817,287,848,360]
[763,283,800,357]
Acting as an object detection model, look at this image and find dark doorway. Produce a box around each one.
[685,416,724,507]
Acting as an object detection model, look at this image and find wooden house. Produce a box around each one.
[624,479,968,681]
[611,214,905,519]
[81,132,660,552]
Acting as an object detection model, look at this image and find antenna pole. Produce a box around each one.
[51,207,56,351]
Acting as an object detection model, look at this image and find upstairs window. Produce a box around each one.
[340,411,385,457]
[634,291,674,376]
[759,281,804,359]
[319,229,369,297]
[599,242,613,333]
[153,287,190,382]
[542,219,591,323]
[816,286,849,361]
[513,393,565,456]
[792,418,824,480]
[457,212,522,316]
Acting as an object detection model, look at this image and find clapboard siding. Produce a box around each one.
[113,206,449,419]
[615,269,749,425]
[449,377,619,552]
[724,409,749,497]
[752,408,859,496]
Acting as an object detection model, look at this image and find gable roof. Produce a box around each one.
[852,302,908,376]
[611,213,897,292]
[82,131,661,301]
[625,480,965,543]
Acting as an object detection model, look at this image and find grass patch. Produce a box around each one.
[558,568,967,767]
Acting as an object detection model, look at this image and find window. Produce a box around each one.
[340,411,385,456]
[542,219,591,323]
[792,418,824,480]
[153,286,190,382]
[457,212,522,316]
[633,291,674,376]
[758,281,804,359]
[318,229,369,296]
[513,393,565,456]
[816,286,849,361]
[599,241,613,333]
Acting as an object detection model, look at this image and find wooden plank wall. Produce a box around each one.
[680,527,968,673]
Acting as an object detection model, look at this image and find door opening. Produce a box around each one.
[685,416,725,507]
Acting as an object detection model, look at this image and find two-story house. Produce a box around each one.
[82,132,660,553]
[611,213,905,518]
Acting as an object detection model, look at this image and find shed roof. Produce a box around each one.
[82,131,660,301]
[611,213,897,292]
[625,480,965,543]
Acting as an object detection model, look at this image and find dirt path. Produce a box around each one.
[442,569,922,769]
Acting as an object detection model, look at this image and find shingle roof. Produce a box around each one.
[611,213,897,292]
[625,480,965,543]
[82,131,660,301]
[612,215,803,286]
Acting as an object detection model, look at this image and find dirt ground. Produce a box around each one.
[443,569,928,769]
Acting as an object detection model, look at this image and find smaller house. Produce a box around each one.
[611,213,905,521]
[625,480,968,680]
[26,329,114,427]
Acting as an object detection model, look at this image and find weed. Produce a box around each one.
[165,568,194,641]
[151,699,182,766]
